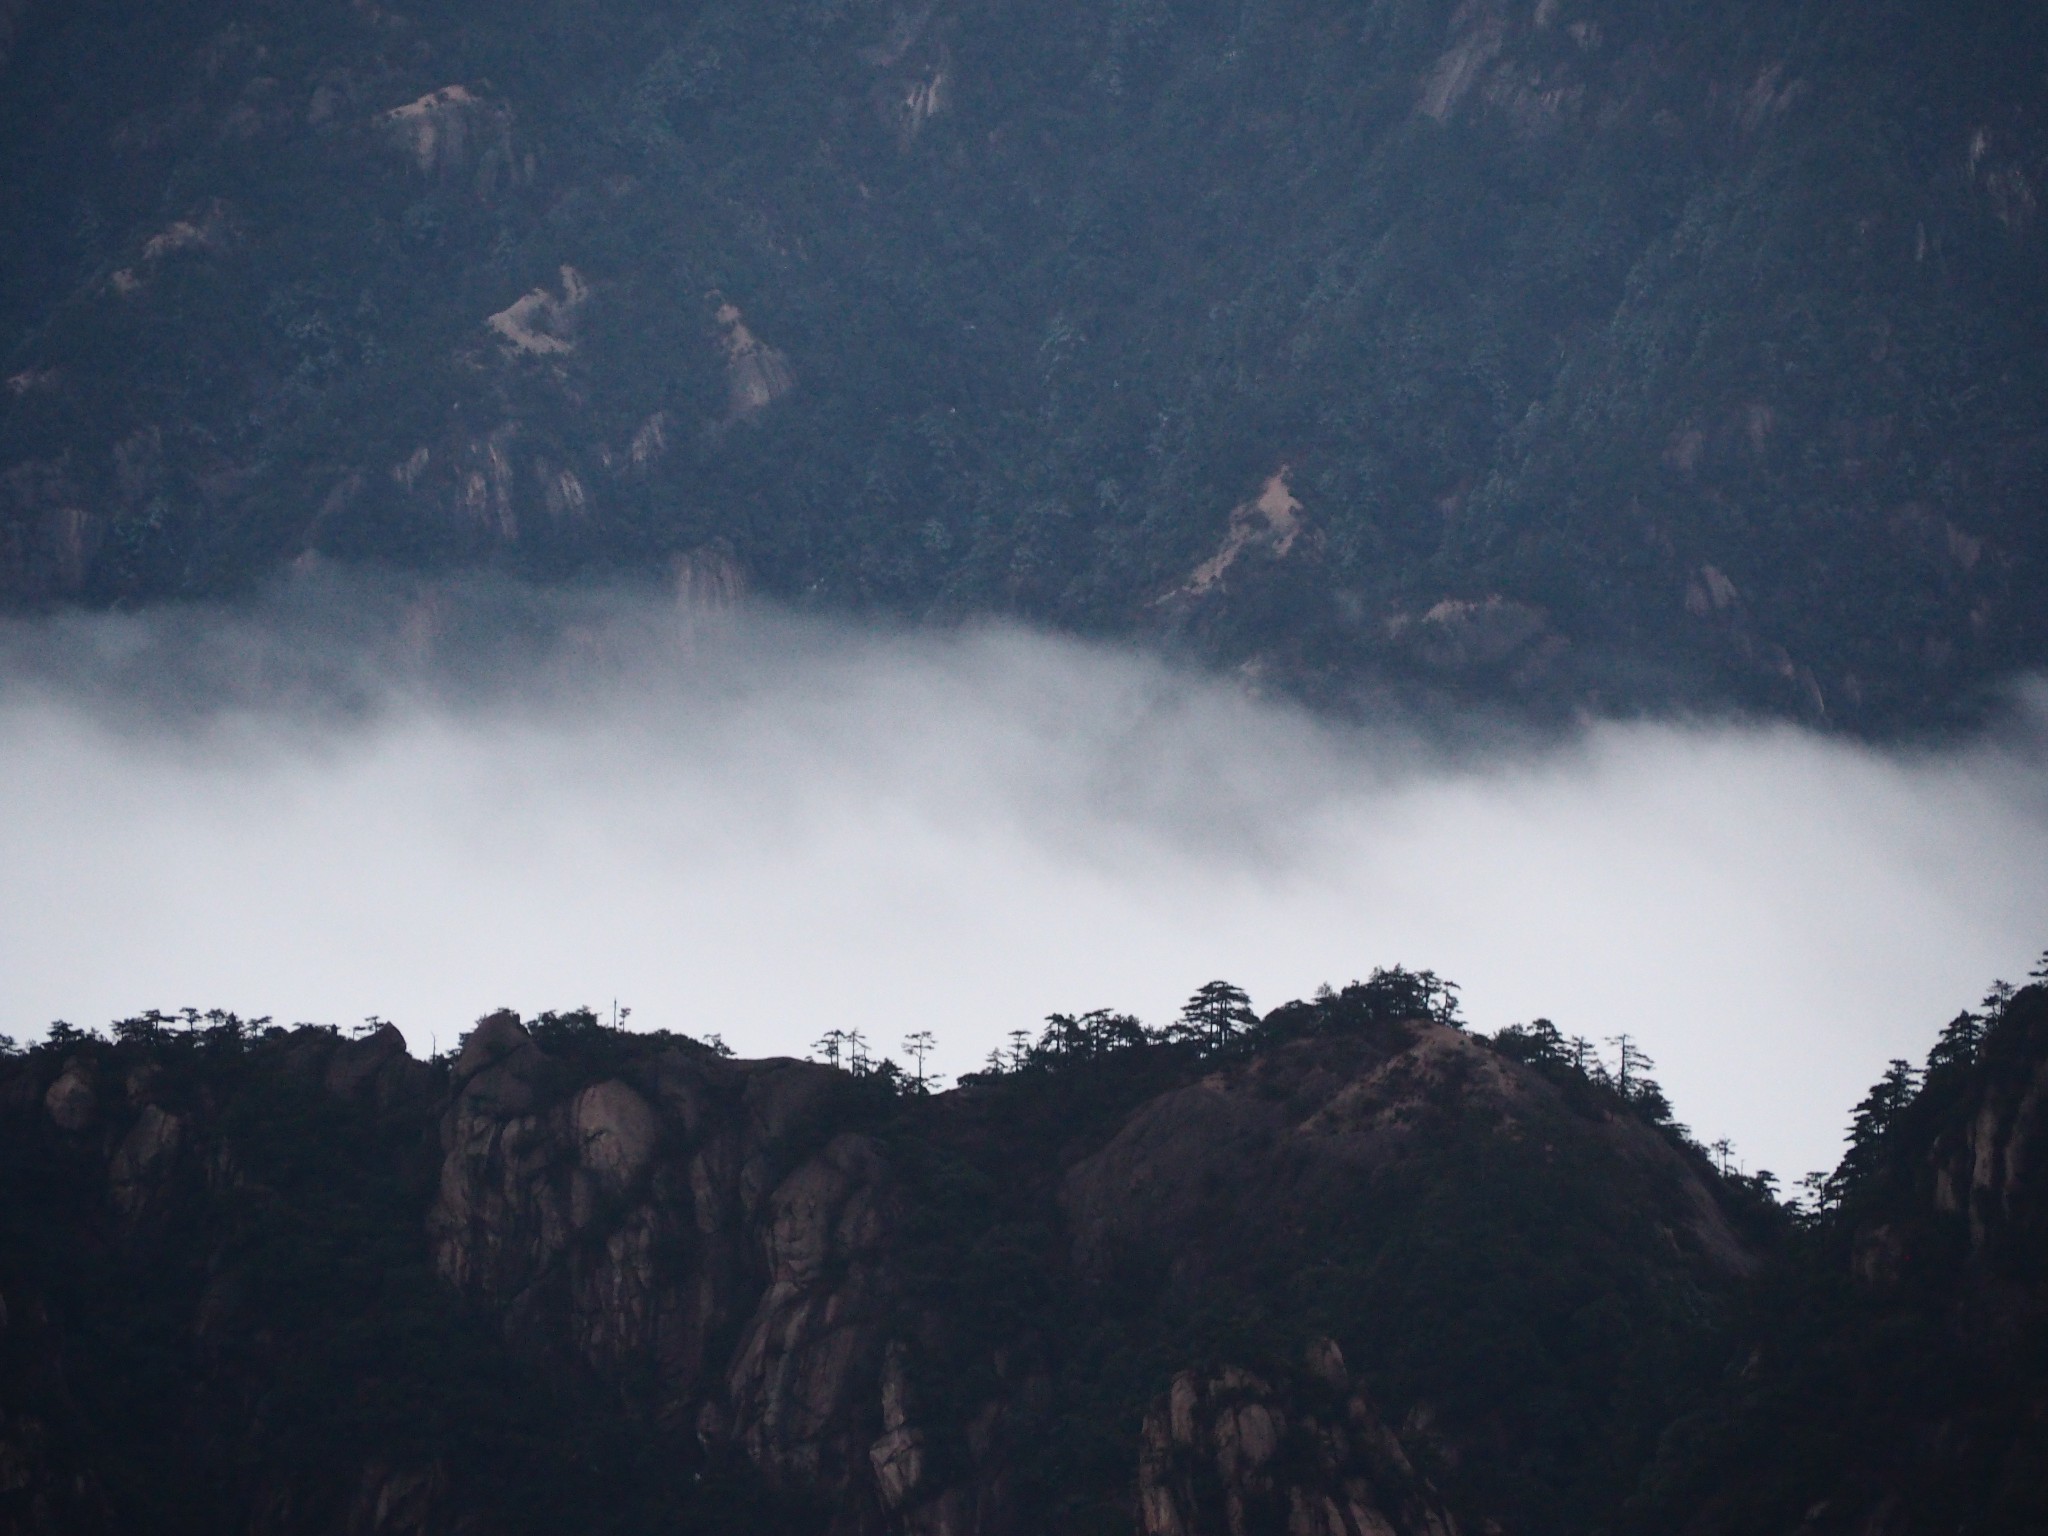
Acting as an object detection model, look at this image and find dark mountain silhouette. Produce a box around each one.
[4,968,2045,1534]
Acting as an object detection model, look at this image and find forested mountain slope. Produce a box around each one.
[5,969,2046,1535]
[2,0,2044,728]
[0,976,1762,1536]
[1631,980,2048,1536]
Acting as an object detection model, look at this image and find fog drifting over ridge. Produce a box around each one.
[3,574,2045,1182]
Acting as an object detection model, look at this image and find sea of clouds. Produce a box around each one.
[3,571,2045,1181]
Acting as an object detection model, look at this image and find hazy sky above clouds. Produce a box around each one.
[3,574,2045,1181]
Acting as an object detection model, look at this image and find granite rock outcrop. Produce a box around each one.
[0,992,1798,1536]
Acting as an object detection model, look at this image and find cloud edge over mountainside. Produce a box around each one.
[3,571,2046,1183]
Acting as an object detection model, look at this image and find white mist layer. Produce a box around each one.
[2,590,2045,1182]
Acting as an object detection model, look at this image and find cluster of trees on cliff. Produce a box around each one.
[781,966,1467,1094]
[856,963,1786,1214]
[1626,960,2048,1535]
[8,960,1769,1213]
[20,951,2045,1245]
[1812,958,2048,1215]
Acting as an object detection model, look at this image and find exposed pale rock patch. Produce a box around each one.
[572,1080,660,1194]
[895,54,949,141]
[110,200,235,296]
[1137,1349,1456,1536]
[1419,14,1505,121]
[714,300,794,420]
[380,85,512,182]
[1179,468,1305,597]
[1384,594,1551,673]
[487,266,588,356]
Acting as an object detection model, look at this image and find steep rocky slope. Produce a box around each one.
[2,0,2044,728]
[10,975,2048,1535]
[0,986,1766,1536]
[1632,982,2048,1536]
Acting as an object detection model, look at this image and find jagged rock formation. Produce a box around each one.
[1136,1346,1457,1536]
[430,1013,904,1510]
[485,267,588,358]
[0,992,1767,1536]
[10,978,2048,1536]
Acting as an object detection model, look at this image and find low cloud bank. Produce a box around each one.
[3,573,2044,1181]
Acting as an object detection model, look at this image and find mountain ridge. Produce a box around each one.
[6,968,2044,1534]
[3,0,2044,731]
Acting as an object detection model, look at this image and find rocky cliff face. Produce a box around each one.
[416,1012,1593,1534]
[1626,983,2048,1536]
[1136,1347,1457,1536]
[1932,991,2048,1273]
[0,992,1810,1536]
[430,1013,909,1516]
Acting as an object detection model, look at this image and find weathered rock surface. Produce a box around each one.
[0,1000,1780,1536]
[107,1103,184,1222]
[323,1023,411,1101]
[1065,1023,1753,1293]
[1137,1344,1456,1536]
[41,1057,95,1132]
[429,1021,906,1516]
[1933,995,2048,1265]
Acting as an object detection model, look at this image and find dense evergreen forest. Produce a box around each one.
[2,0,2045,729]
[4,963,2046,1534]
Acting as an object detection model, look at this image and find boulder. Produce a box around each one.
[325,1023,409,1100]
[571,1079,660,1195]
[43,1057,96,1132]
[450,1011,547,1118]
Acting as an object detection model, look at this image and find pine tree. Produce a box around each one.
[1829,1058,1921,1204]
[1605,1034,1654,1097]
[902,1030,937,1090]
[1348,966,1462,1028]
[1924,1010,1984,1080]
[1176,981,1256,1048]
